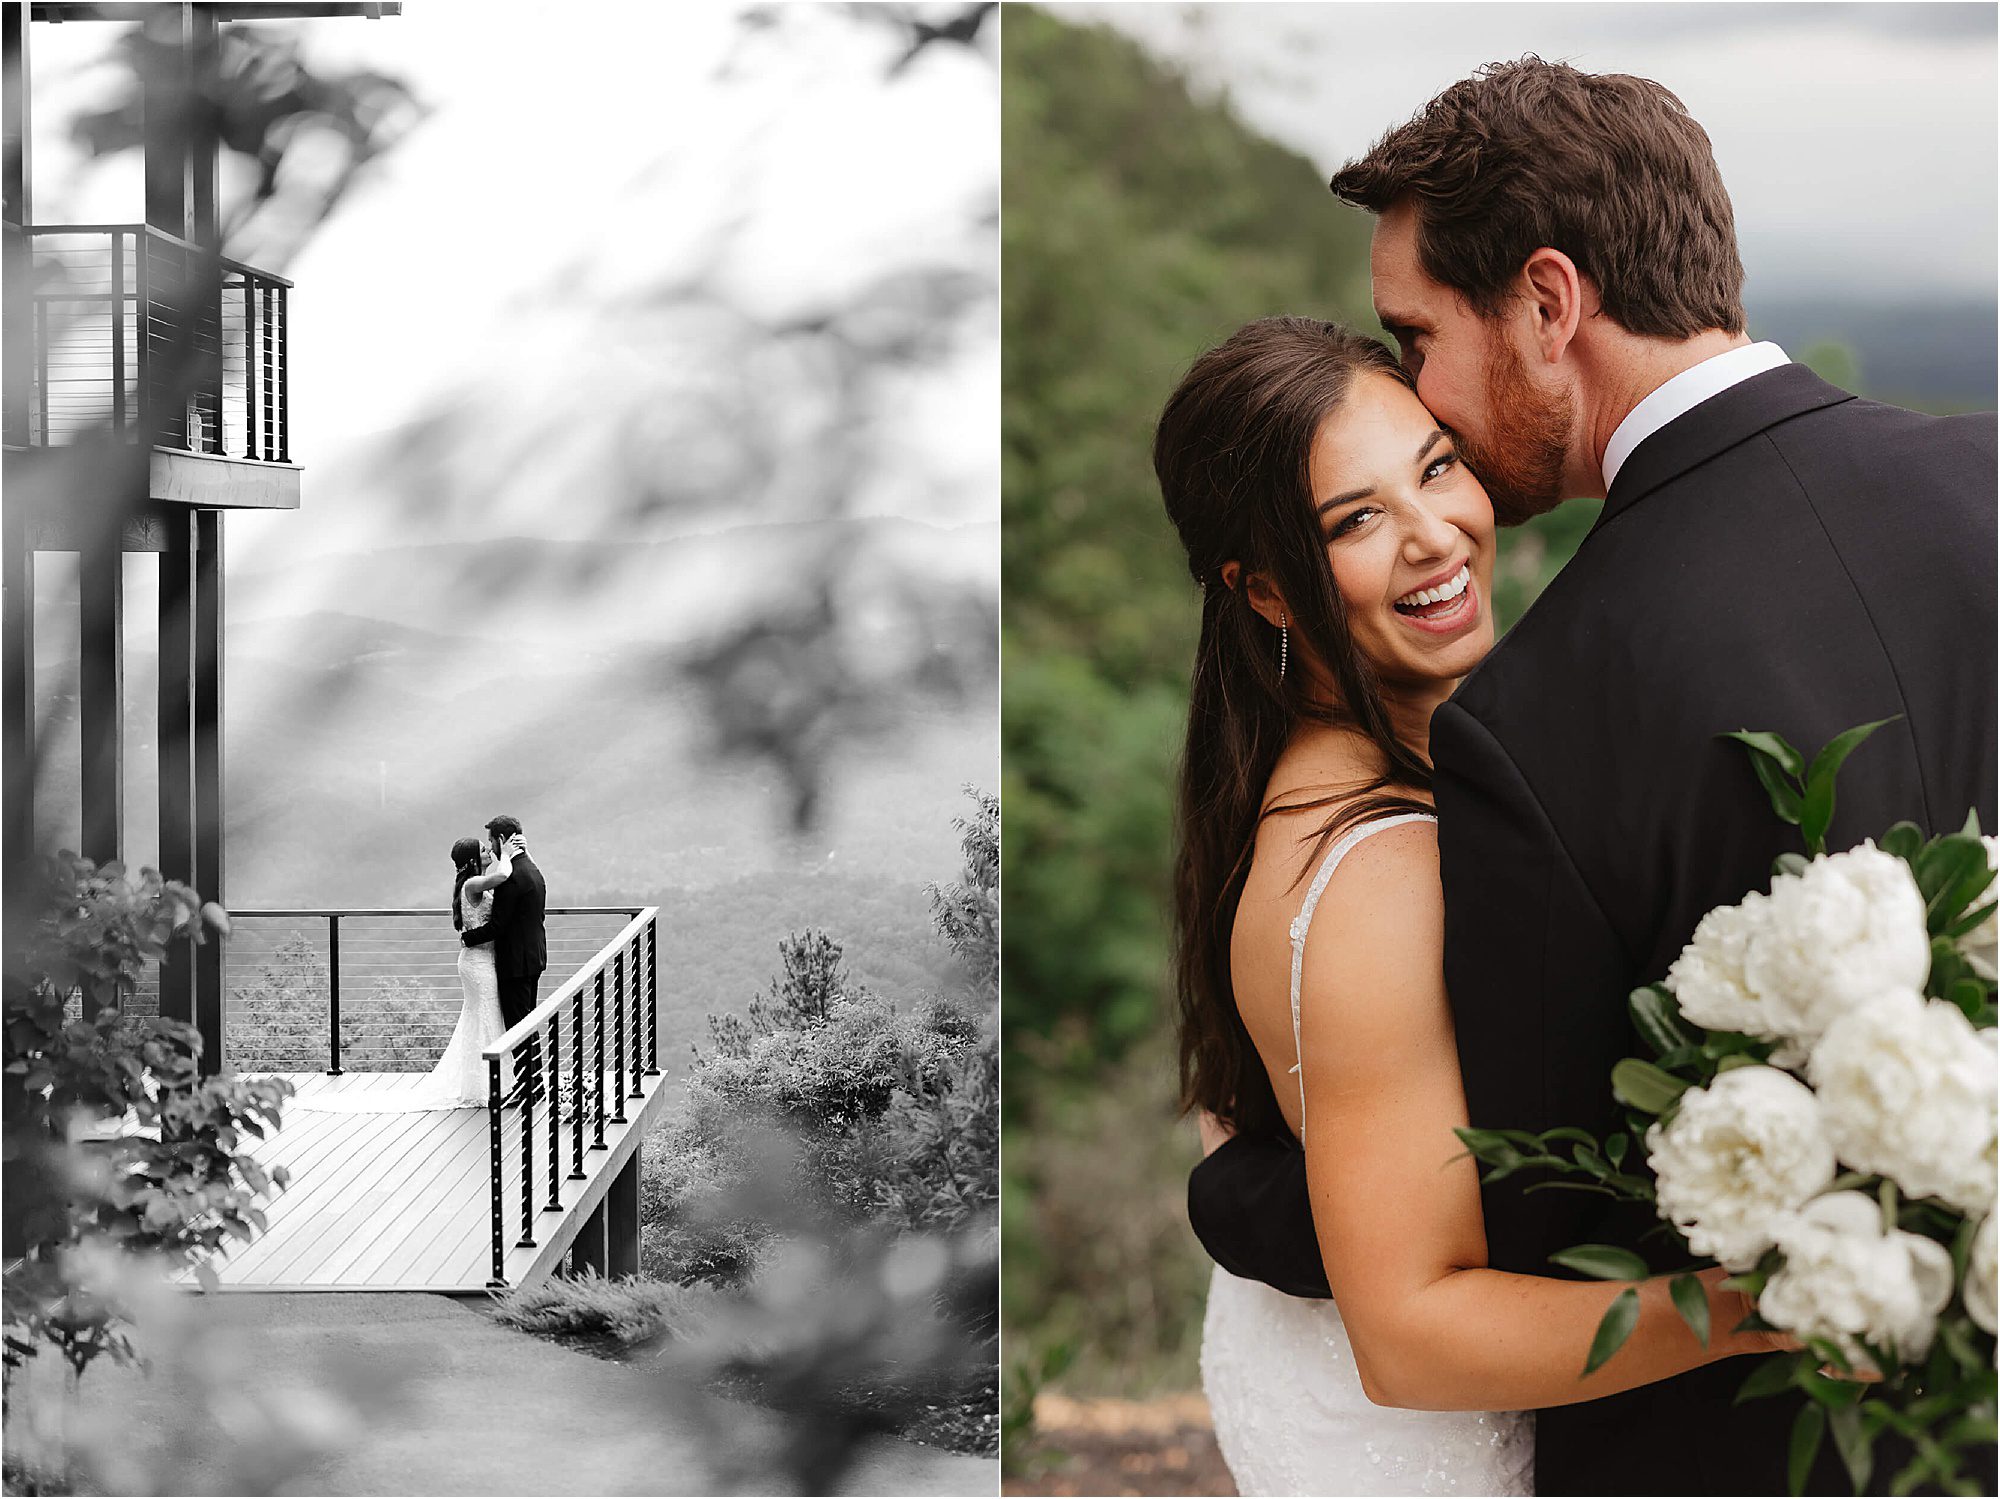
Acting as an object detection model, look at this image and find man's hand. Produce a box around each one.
[1196,1108,1236,1158]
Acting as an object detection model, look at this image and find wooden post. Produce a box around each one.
[569,1201,609,1279]
[606,1148,640,1279]
[156,513,196,1026]
[0,502,30,882]
[77,533,123,875]
[192,510,224,1073]
[3,2,31,450]
[142,5,192,240]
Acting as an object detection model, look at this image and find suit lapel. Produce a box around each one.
[1595,363,1857,531]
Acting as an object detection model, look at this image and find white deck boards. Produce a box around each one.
[192,1069,671,1294]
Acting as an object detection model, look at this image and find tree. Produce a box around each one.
[707,929,864,1059]
[927,786,998,998]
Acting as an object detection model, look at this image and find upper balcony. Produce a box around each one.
[7,222,300,512]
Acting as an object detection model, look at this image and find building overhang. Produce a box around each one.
[4,442,300,550]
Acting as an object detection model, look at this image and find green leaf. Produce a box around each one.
[1882,821,1926,863]
[1964,808,1984,838]
[1550,1244,1651,1281]
[1798,1366,1867,1409]
[1828,1405,1873,1494]
[1743,748,1807,826]
[1916,835,1989,917]
[1803,717,1899,805]
[1629,985,1692,1058]
[1922,838,1998,935]
[1582,1287,1641,1376]
[1605,1132,1629,1170]
[1943,898,1996,941]
[1725,729,1807,779]
[1669,1272,1710,1347]
[1737,1351,1805,1404]
[1790,1403,1827,1497]
[1773,851,1812,880]
[1611,1057,1691,1116]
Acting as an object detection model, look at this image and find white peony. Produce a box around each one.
[1810,987,1998,1216]
[1961,836,1999,983]
[1646,1066,1837,1270]
[1759,1192,1956,1373]
[1738,844,1931,1051]
[1967,1212,1997,1336]
[1666,892,1788,1044]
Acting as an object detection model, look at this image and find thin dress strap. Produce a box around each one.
[1288,811,1437,1140]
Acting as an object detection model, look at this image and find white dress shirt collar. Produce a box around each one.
[1601,341,1791,492]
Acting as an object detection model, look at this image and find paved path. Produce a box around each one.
[6,1292,996,1496]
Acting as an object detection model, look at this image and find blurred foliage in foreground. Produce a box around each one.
[997,3,1999,1411]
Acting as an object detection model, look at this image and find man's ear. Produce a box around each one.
[1519,247,1584,365]
[1219,560,1289,631]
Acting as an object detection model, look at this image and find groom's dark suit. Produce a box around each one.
[1189,365,1997,1496]
[462,852,548,1087]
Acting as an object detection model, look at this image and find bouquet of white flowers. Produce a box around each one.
[1457,720,1997,1496]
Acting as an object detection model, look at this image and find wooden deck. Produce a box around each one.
[193,1069,671,1294]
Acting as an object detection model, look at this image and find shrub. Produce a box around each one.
[3,853,292,1391]
[491,1270,721,1345]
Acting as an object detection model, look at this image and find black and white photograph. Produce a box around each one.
[3,3,997,1495]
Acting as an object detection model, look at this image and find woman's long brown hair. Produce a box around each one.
[1156,317,1438,1141]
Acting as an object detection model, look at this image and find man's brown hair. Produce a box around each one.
[1331,57,1746,339]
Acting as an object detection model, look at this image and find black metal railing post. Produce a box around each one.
[516,1037,537,1249]
[628,933,644,1102]
[327,914,343,1075]
[277,285,289,462]
[591,971,607,1150]
[645,912,660,1076]
[486,1054,506,1287]
[260,284,274,462]
[135,231,151,443]
[611,949,628,1125]
[109,231,125,431]
[242,274,258,458]
[569,986,586,1180]
[32,292,45,443]
[544,1021,562,1212]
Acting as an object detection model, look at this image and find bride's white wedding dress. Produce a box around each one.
[1200,812,1536,1497]
[296,885,507,1112]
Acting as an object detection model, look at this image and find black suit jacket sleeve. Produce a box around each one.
[461,867,517,948]
[1187,1136,1328,1297]
[1429,698,1639,1274]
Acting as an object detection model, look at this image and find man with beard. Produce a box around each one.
[1187,57,1996,1497]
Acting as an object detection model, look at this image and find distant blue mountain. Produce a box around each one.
[1747,296,1997,411]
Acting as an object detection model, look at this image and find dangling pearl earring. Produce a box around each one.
[1279,611,1289,679]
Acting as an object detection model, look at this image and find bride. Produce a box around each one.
[1154,318,1787,1496]
[297,833,519,1112]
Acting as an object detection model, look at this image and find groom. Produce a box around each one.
[1188,58,1997,1496]
[461,814,548,1100]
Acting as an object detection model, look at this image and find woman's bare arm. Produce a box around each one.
[1292,822,1774,1411]
[462,847,515,896]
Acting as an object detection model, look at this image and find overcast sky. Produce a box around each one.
[1062,1,1998,303]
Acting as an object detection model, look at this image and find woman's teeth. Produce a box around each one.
[1394,564,1470,614]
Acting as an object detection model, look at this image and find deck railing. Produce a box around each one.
[21,224,291,459]
[484,907,659,1287]
[225,906,645,1076]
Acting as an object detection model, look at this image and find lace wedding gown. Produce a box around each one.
[1200,813,1536,1497]
[296,886,506,1112]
